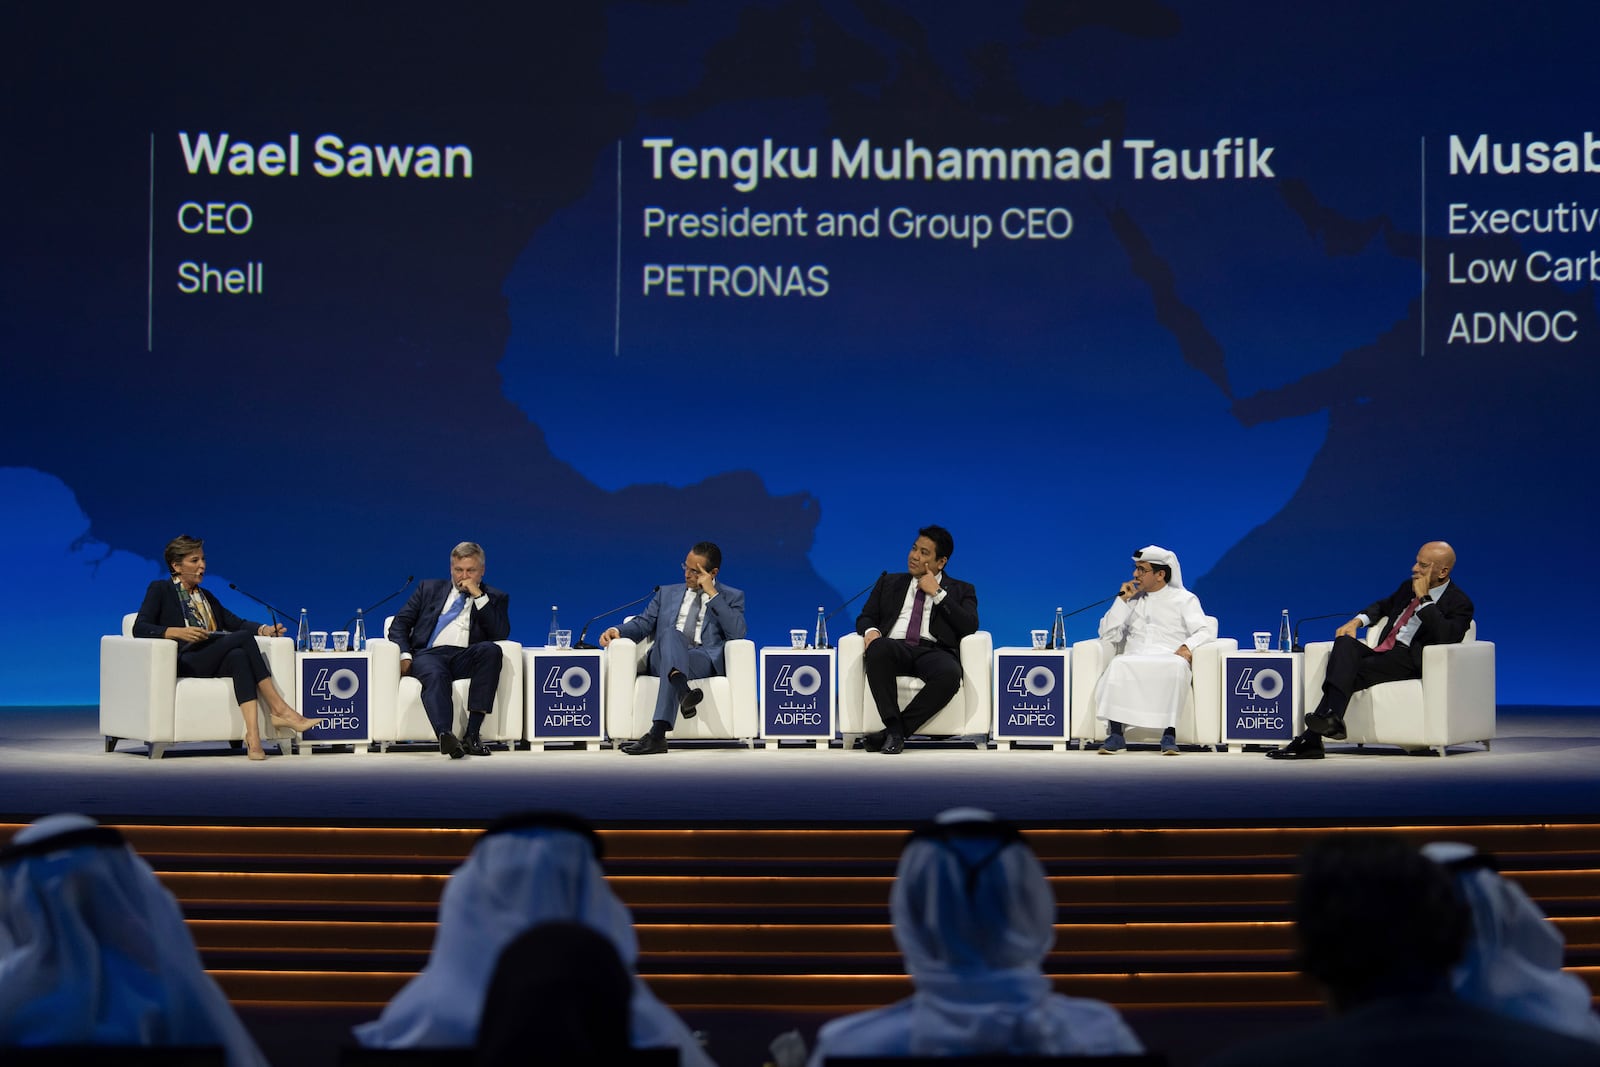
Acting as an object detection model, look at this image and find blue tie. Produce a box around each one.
[428,593,468,646]
[681,592,704,647]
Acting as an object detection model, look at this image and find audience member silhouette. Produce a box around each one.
[1423,841,1600,1045]
[0,814,267,1066]
[807,807,1143,1063]
[1202,834,1600,1066]
[476,920,634,1066]
[355,811,713,1066]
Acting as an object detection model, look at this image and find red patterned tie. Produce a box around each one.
[1372,597,1421,653]
[905,589,927,646]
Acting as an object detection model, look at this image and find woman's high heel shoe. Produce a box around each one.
[270,707,320,732]
[246,739,267,760]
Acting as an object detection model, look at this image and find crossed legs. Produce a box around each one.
[178,631,317,758]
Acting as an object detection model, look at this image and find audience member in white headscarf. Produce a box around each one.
[1423,841,1600,1044]
[807,807,1142,1064]
[354,811,714,1067]
[0,814,266,1066]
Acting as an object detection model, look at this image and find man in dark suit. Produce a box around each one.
[855,525,980,755]
[1201,834,1600,1067]
[599,541,747,756]
[388,541,512,758]
[1269,540,1474,760]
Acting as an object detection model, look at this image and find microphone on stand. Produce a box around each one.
[1042,593,1122,647]
[340,576,415,632]
[813,572,886,648]
[1292,611,1351,652]
[227,582,297,633]
[1063,594,1121,619]
[577,586,660,649]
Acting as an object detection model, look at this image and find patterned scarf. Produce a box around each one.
[175,580,216,631]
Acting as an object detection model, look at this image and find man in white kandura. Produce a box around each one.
[1093,545,1211,755]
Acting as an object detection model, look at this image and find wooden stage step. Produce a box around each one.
[4,820,1598,1014]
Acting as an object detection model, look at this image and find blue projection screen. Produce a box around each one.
[2,2,1595,706]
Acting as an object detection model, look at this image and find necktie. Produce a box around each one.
[681,592,704,647]
[905,588,927,646]
[428,593,468,646]
[1372,597,1421,653]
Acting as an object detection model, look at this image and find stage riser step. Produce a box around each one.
[11,823,1596,865]
[155,869,1600,909]
[185,919,1600,958]
[9,819,1599,1017]
[209,966,1600,1010]
[209,969,1327,1007]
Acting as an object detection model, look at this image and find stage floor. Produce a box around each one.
[3,706,1597,825]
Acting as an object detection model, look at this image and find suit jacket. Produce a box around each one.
[1360,580,1475,670]
[388,578,511,655]
[616,582,747,674]
[133,579,258,639]
[856,571,980,654]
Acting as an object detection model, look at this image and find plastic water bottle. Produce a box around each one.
[1051,606,1067,650]
[352,609,366,652]
[296,608,309,652]
[813,606,828,649]
[548,606,560,648]
[1279,609,1292,652]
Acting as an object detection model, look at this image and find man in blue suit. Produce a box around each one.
[599,541,747,755]
[388,541,512,759]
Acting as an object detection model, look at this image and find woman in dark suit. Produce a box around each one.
[134,534,318,759]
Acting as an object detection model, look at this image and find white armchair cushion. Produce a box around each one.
[366,639,524,745]
[837,631,993,747]
[1069,616,1232,748]
[602,637,758,742]
[1302,618,1493,753]
[367,616,523,746]
[100,613,297,758]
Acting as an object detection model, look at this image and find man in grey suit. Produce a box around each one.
[599,541,747,755]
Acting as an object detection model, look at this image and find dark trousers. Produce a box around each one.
[178,630,270,705]
[646,626,716,725]
[864,638,962,736]
[1314,634,1422,720]
[411,642,502,735]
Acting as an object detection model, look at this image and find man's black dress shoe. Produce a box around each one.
[863,729,887,752]
[1303,710,1347,740]
[678,687,703,720]
[621,732,668,755]
[439,732,466,760]
[462,737,492,756]
[1266,733,1325,760]
[880,730,905,755]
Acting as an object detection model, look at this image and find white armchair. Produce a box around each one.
[366,616,524,751]
[602,636,758,745]
[1069,616,1233,750]
[1302,619,1494,756]
[837,631,994,750]
[100,614,298,759]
